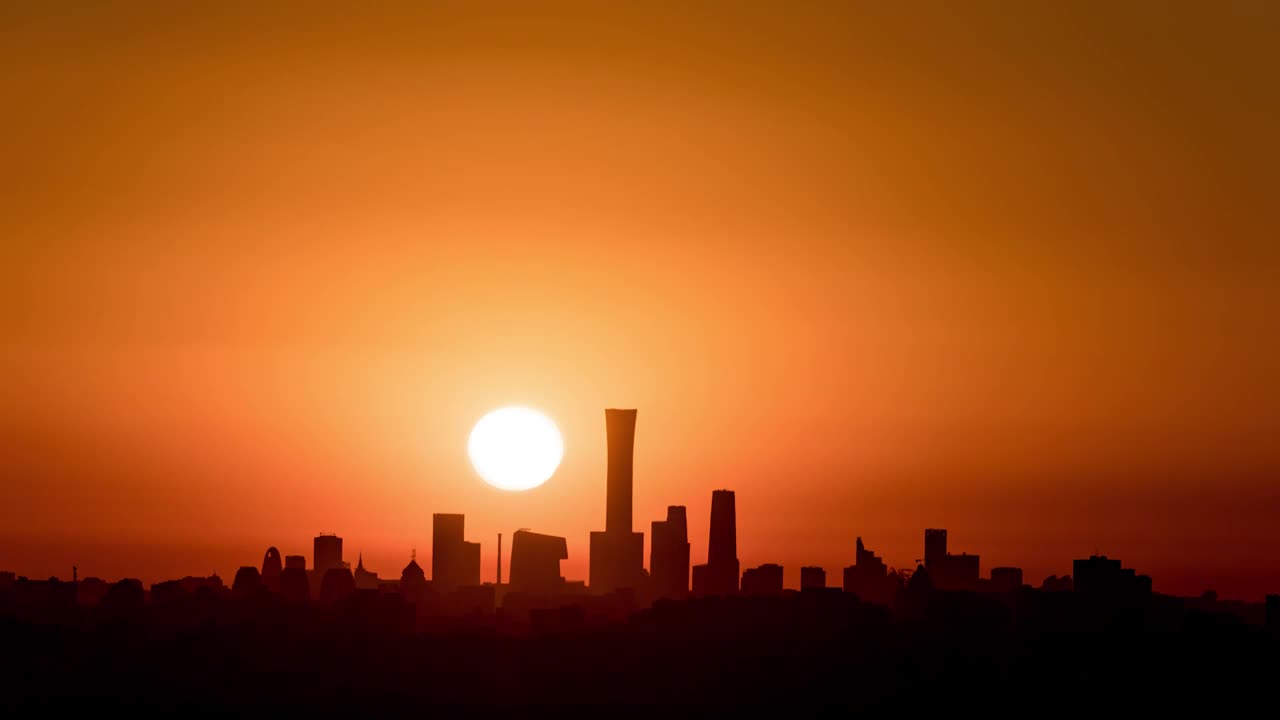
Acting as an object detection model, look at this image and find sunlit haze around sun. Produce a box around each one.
[468,407,564,492]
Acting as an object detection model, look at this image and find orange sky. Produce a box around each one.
[2,3,1278,599]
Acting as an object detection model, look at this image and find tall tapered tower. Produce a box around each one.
[589,409,645,592]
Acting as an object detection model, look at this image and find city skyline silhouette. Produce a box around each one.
[2,405,1277,710]
[2,2,1279,709]
[4,4,1279,603]
[4,408,1273,609]
[5,400,1278,601]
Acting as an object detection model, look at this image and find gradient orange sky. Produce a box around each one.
[2,3,1278,598]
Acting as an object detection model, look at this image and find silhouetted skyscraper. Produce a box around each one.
[708,490,737,567]
[314,534,343,577]
[606,409,635,534]
[509,530,568,595]
[924,528,947,570]
[261,545,281,579]
[589,409,645,593]
[692,489,739,596]
[800,566,826,590]
[432,513,481,592]
[843,536,899,606]
[650,505,691,599]
[284,555,306,571]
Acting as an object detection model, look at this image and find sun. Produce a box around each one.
[468,407,564,491]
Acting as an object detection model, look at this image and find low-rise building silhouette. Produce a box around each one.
[76,576,110,607]
[354,553,379,590]
[990,566,1023,593]
[922,529,980,591]
[232,566,262,597]
[741,563,784,596]
[97,578,145,617]
[509,530,569,595]
[1073,555,1151,607]
[279,566,310,603]
[800,566,826,590]
[319,567,355,604]
[151,575,225,604]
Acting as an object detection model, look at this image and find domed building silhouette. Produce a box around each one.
[400,551,428,605]
[232,566,263,597]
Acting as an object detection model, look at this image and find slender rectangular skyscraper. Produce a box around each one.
[589,409,645,592]
[924,528,947,571]
[708,490,737,567]
[650,505,691,599]
[692,489,739,596]
[605,409,636,534]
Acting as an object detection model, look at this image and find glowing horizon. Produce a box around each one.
[1,3,1277,600]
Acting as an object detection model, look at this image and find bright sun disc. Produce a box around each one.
[468,407,564,491]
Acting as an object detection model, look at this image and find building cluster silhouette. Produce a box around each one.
[1,409,1275,623]
[1,408,1279,707]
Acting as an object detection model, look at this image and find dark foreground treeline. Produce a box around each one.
[2,584,1276,710]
